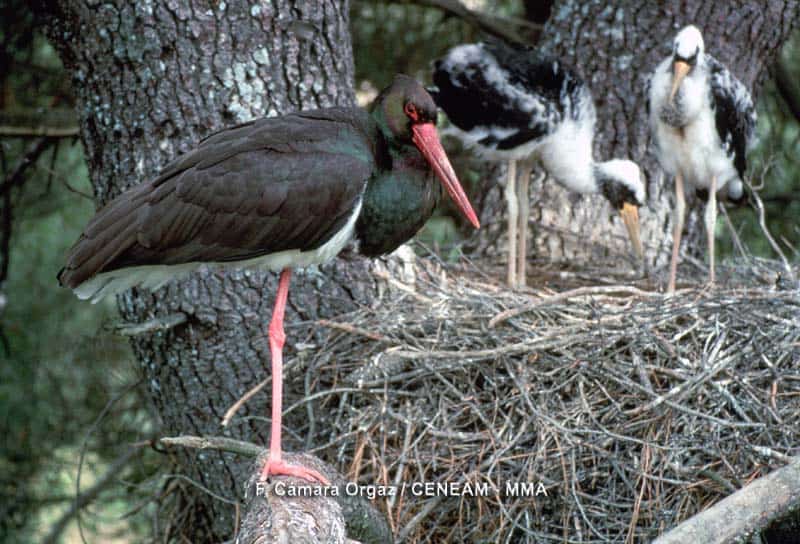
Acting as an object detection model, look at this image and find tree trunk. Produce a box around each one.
[475,0,799,271]
[40,1,365,540]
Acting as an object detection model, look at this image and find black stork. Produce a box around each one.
[58,74,480,484]
[432,40,646,288]
[647,25,756,292]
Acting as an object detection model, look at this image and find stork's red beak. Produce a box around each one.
[412,123,480,229]
[620,202,644,259]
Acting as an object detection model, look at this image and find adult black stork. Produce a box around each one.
[58,74,479,484]
[647,25,756,292]
[432,40,645,288]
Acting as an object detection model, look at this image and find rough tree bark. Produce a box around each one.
[474,0,799,273]
[39,1,372,540]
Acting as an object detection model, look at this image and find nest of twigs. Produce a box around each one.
[280,254,800,543]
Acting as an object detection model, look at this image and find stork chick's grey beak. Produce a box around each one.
[412,122,480,229]
[669,60,692,103]
[620,202,644,259]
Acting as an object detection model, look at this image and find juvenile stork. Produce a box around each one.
[432,40,645,288]
[59,75,479,484]
[647,25,757,292]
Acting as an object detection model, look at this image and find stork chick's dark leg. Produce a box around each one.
[516,161,533,288]
[260,268,329,485]
[505,159,518,287]
[668,173,686,293]
[704,176,718,286]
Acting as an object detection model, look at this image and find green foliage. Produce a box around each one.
[0,135,161,541]
[352,0,523,86]
[720,32,800,261]
[353,1,472,85]
[1,31,158,543]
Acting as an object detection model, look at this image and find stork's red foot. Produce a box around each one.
[260,456,330,485]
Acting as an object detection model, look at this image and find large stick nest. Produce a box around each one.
[279,254,800,543]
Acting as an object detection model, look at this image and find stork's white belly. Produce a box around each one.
[655,107,738,191]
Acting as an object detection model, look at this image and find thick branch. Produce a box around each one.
[1,136,55,282]
[773,59,800,125]
[112,313,187,336]
[0,108,79,137]
[396,0,541,45]
[238,452,348,544]
[159,435,263,457]
[160,435,393,544]
[654,458,800,544]
[0,136,53,193]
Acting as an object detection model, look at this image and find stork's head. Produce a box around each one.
[595,160,646,259]
[371,74,480,228]
[373,74,438,143]
[670,25,705,103]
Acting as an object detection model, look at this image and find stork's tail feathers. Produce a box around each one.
[724,178,750,207]
[694,177,749,207]
[63,263,199,303]
[58,186,149,302]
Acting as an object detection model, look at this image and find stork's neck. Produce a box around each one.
[370,106,412,155]
[538,122,598,194]
[678,61,708,112]
[356,126,440,257]
[661,56,709,127]
[370,107,392,140]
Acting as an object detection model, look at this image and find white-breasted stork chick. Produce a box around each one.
[647,25,757,292]
[432,40,645,288]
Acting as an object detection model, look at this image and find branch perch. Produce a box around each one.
[160,435,393,544]
[238,452,349,543]
[112,312,187,336]
[0,108,79,137]
[654,457,800,543]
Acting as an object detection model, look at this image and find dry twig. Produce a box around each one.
[266,257,800,542]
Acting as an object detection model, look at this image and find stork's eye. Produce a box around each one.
[404,102,419,122]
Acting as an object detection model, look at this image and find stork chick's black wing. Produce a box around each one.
[58,109,377,288]
[707,56,757,179]
[432,41,582,150]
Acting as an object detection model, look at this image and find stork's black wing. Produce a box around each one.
[707,56,757,178]
[432,41,587,151]
[59,108,378,288]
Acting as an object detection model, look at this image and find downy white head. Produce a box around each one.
[670,25,705,103]
[594,159,646,259]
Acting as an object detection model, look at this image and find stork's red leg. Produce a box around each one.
[260,268,329,485]
[505,159,518,288]
[668,173,685,293]
[516,160,533,288]
[704,176,717,286]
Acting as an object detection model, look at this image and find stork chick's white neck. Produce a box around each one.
[673,65,708,120]
[537,110,596,194]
